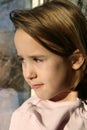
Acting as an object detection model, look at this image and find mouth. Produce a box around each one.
[31,84,44,89]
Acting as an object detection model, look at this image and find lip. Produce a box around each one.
[31,84,43,89]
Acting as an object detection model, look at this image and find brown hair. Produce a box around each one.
[10,0,87,101]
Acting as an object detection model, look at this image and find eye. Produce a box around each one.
[18,56,24,63]
[33,57,43,62]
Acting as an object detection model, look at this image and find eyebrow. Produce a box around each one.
[29,55,46,58]
[17,54,46,58]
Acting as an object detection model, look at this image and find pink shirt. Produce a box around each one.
[9,96,87,130]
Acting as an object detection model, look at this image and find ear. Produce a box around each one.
[70,49,85,70]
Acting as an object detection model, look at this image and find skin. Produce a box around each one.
[14,29,78,102]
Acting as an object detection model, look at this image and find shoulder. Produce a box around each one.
[78,101,87,129]
[9,96,45,130]
[11,96,41,117]
[80,101,87,129]
[67,100,87,130]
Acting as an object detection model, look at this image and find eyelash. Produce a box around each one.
[18,57,24,63]
[18,57,43,63]
[33,58,43,62]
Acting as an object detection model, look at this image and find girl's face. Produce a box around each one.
[14,29,74,101]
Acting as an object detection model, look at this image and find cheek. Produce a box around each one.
[43,62,69,86]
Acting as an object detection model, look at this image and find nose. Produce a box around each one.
[28,72,37,80]
[22,63,37,80]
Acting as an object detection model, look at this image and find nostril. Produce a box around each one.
[22,65,37,80]
[26,72,37,80]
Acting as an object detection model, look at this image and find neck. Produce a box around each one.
[50,91,78,102]
[61,91,78,102]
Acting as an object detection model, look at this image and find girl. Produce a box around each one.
[9,0,87,130]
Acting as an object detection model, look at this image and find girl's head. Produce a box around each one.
[10,0,87,101]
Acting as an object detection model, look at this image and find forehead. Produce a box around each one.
[14,29,53,57]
